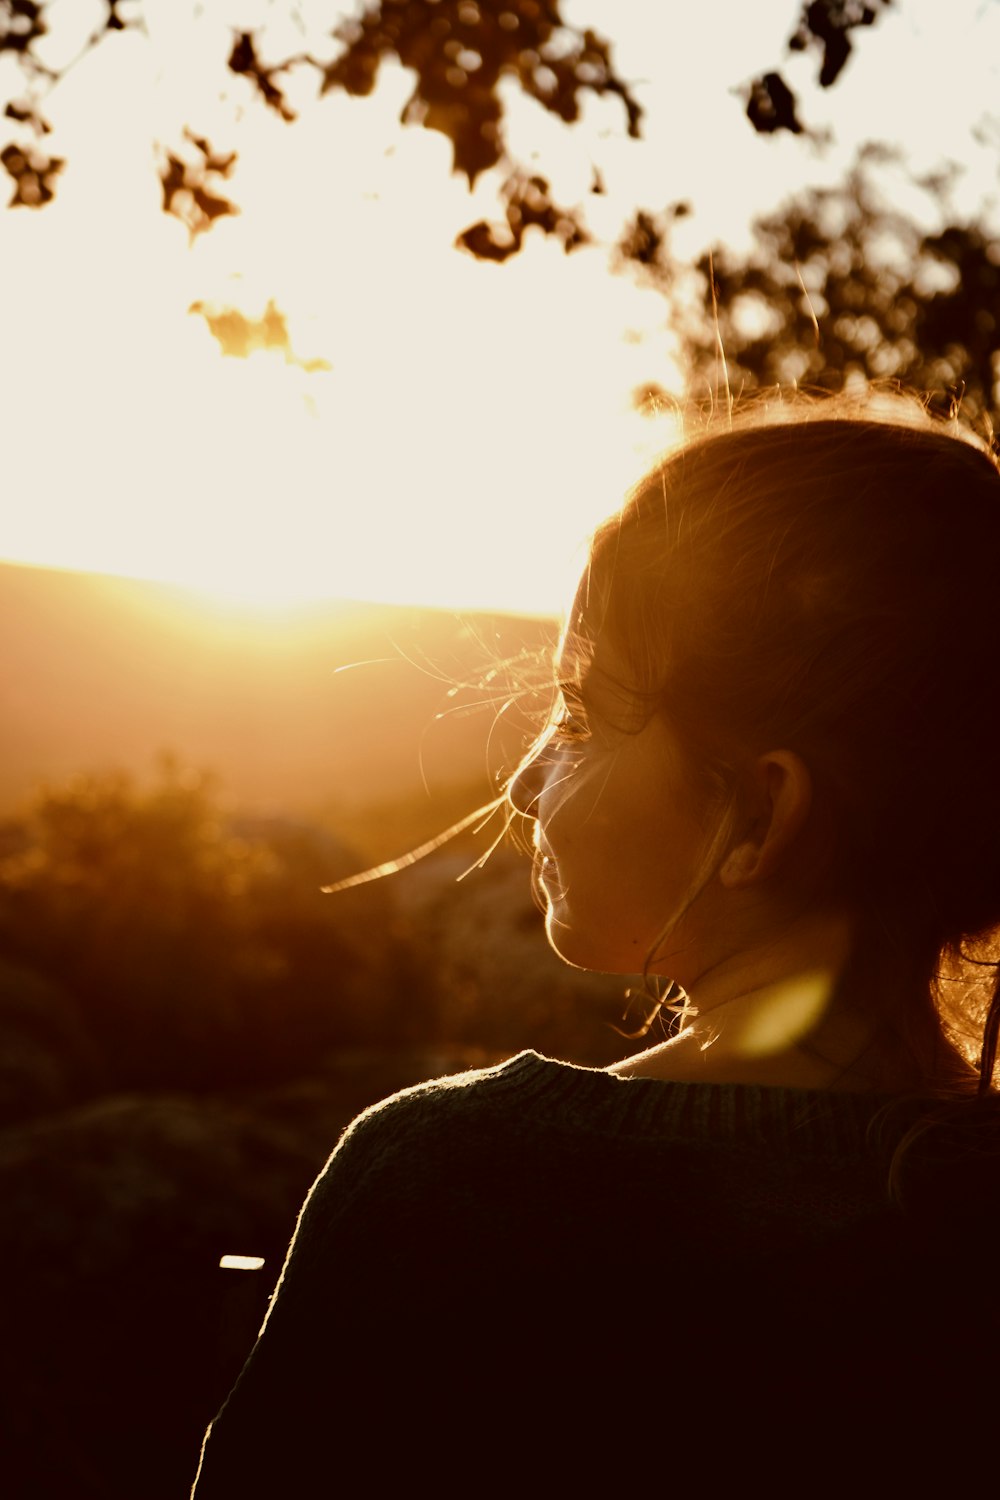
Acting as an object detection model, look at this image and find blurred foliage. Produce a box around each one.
[188,295,332,369]
[0,1,892,246]
[456,167,589,262]
[0,758,421,1092]
[621,158,1000,440]
[0,132,61,204]
[0,0,640,237]
[158,129,239,244]
[747,1,893,135]
[319,0,641,183]
[0,958,98,1125]
[3,0,989,410]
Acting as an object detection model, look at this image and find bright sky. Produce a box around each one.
[1,0,998,614]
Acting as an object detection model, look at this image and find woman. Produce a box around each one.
[192,403,1000,1493]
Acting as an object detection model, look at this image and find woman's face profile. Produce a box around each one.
[509,621,715,979]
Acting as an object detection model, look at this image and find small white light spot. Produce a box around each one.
[220,1254,266,1270]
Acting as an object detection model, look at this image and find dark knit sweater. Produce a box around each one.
[191,1051,991,1493]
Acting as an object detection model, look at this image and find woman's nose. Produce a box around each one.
[507,746,548,819]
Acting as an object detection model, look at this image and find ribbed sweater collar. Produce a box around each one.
[479,1050,889,1162]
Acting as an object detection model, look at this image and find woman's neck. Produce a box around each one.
[609,909,931,1092]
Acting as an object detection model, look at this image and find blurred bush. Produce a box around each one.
[0,760,414,1095]
[0,960,100,1126]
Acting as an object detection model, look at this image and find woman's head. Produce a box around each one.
[511,398,1000,1085]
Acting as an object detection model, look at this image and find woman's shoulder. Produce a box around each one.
[301,1049,897,1255]
[346,1047,558,1123]
[317,1049,598,1199]
[331,1049,561,1156]
[326,1048,904,1193]
[301,1050,553,1181]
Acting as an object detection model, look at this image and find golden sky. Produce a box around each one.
[1,0,998,615]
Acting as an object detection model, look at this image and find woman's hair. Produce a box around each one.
[572,394,1000,1098]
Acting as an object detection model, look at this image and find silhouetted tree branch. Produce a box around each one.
[0,1,897,251]
[0,0,641,241]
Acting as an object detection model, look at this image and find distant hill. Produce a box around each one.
[0,562,557,831]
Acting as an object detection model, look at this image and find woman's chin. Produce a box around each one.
[544,911,617,974]
[544,909,588,969]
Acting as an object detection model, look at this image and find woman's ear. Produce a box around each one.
[718,750,813,889]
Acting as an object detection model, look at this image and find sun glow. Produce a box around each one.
[0,14,691,618]
[2,175,682,615]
